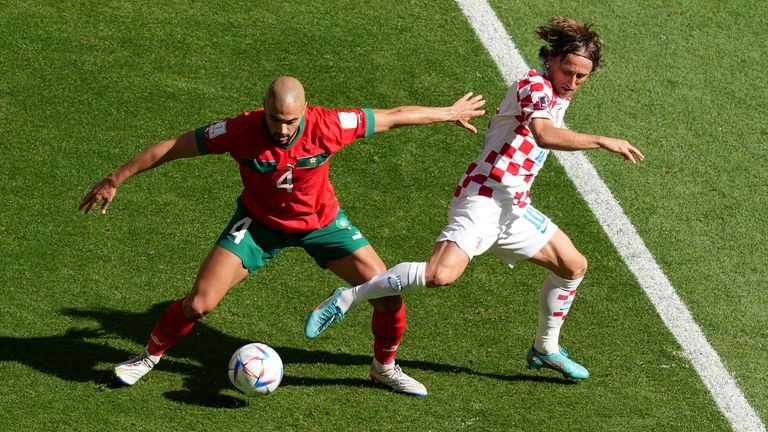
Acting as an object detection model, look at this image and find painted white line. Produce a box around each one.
[454,1,764,431]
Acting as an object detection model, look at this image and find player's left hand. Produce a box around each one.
[446,92,486,134]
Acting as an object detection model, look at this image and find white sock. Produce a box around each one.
[534,272,583,354]
[337,262,426,312]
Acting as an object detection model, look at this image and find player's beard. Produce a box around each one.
[272,132,292,145]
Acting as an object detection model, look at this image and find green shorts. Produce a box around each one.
[216,199,370,273]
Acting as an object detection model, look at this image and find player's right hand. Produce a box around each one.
[79,176,118,214]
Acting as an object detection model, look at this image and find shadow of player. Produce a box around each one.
[0,302,570,408]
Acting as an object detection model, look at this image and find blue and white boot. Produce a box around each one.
[304,288,346,339]
[526,346,589,380]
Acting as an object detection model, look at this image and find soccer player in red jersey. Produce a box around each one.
[80,76,485,396]
[307,17,645,382]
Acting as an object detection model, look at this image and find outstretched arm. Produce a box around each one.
[530,118,645,164]
[371,92,486,134]
[79,130,200,214]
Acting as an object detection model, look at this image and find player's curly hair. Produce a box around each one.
[537,16,604,72]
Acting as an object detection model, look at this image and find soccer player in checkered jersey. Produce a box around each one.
[306,17,644,380]
[80,76,485,396]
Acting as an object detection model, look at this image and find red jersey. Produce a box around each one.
[196,106,375,233]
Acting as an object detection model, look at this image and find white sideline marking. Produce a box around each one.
[455,1,765,431]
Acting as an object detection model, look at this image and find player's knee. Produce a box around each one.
[182,295,217,320]
[426,264,461,287]
[566,254,588,280]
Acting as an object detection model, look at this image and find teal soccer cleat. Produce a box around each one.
[304,288,346,339]
[527,346,589,380]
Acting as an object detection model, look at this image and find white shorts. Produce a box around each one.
[435,195,557,267]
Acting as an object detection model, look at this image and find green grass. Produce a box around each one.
[0,0,764,430]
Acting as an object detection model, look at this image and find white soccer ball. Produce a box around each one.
[228,343,284,396]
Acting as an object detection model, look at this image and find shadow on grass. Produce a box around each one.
[0,302,571,408]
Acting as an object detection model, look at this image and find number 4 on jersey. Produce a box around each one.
[276,170,293,192]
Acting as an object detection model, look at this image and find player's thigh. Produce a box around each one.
[436,195,502,261]
[528,228,587,279]
[491,205,558,269]
[185,246,250,318]
[304,209,382,285]
[184,200,284,318]
[217,199,284,273]
[326,244,386,286]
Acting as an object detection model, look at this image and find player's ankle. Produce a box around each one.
[336,289,356,312]
[372,358,395,372]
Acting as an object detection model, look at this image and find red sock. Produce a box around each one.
[371,302,406,365]
[146,298,197,357]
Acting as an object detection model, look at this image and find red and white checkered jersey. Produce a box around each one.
[453,69,570,208]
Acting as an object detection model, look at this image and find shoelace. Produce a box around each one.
[382,365,403,379]
[126,356,156,369]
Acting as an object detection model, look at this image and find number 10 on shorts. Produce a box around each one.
[523,207,549,233]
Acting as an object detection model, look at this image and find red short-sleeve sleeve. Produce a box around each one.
[309,107,373,151]
[195,112,252,155]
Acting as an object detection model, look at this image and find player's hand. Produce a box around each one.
[601,137,645,164]
[79,176,118,214]
[445,92,486,134]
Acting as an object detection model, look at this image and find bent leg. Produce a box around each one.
[528,229,587,355]
[528,228,587,280]
[327,245,426,396]
[329,240,470,314]
[328,245,406,363]
[147,246,249,357]
[425,240,470,287]
[116,246,249,386]
[183,246,250,319]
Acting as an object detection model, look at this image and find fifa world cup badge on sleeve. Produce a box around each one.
[206,121,227,139]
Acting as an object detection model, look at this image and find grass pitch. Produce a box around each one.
[0,1,764,430]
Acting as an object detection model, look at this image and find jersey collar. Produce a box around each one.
[280,115,305,149]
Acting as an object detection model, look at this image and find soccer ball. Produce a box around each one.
[228,343,284,396]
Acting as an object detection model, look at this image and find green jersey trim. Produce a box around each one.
[297,152,331,168]
[241,152,331,174]
[242,159,278,173]
[195,127,211,155]
[363,108,375,137]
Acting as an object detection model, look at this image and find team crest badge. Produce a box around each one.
[309,157,317,167]
[336,219,351,230]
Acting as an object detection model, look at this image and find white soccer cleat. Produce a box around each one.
[370,363,428,397]
[114,349,159,386]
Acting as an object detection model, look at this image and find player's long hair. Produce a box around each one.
[537,16,604,72]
